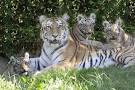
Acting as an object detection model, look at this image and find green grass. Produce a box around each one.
[0,75,19,90]
[1,66,135,90]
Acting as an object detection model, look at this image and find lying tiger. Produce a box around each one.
[103,18,135,48]
[10,14,135,76]
[103,18,135,66]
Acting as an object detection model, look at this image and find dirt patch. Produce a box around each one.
[0,56,13,75]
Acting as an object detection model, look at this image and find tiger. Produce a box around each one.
[10,14,135,76]
[73,13,105,49]
[103,18,135,48]
[102,20,122,49]
[102,20,114,43]
[102,19,135,67]
[111,18,135,47]
[10,14,70,75]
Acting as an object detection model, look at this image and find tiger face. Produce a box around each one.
[111,18,123,37]
[102,20,114,42]
[39,14,70,46]
[103,18,124,43]
[109,18,124,42]
[9,53,30,75]
[77,13,96,35]
[103,20,112,33]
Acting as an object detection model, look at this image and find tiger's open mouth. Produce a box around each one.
[49,39,60,44]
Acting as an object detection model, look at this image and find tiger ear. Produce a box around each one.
[23,52,30,62]
[9,56,17,65]
[115,17,122,27]
[62,13,69,21]
[103,20,110,28]
[77,14,84,22]
[90,13,96,20]
[39,15,46,24]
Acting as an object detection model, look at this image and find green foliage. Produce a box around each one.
[0,0,135,57]
[0,75,19,90]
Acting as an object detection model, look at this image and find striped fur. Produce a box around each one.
[102,20,121,49]
[73,13,105,49]
[111,18,135,47]
[72,20,135,69]
[102,20,114,43]
[102,19,135,68]
[11,15,135,75]
[11,14,70,75]
[103,18,135,47]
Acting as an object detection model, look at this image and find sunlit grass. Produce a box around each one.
[0,75,19,90]
[1,66,135,90]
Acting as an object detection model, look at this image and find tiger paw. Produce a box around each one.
[33,71,41,76]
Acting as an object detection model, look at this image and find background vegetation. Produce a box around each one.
[0,0,135,57]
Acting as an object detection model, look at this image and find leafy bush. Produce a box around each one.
[0,0,135,57]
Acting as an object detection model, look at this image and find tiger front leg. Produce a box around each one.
[80,39,106,50]
[33,62,74,76]
[106,36,112,43]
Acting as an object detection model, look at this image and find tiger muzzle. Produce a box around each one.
[49,39,60,44]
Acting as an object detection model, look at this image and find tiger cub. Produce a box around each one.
[102,20,121,49]
[72,13,105,49]
[111,18,135,47]
[103,18,135,48]
[102,20,113,43]
[103,19,135,68]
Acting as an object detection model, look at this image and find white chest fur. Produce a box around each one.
[42,43,65,65]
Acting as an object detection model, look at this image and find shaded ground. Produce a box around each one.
[0,56,12,75]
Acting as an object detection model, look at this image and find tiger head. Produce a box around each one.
[77,13,96,35]
[110,18,124,42]
[103,18,124,43]
[39,13,70,46]
[102,20,112,33]
[9,52,30,75]
[111,18,124,36]
[102,20,113,41]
